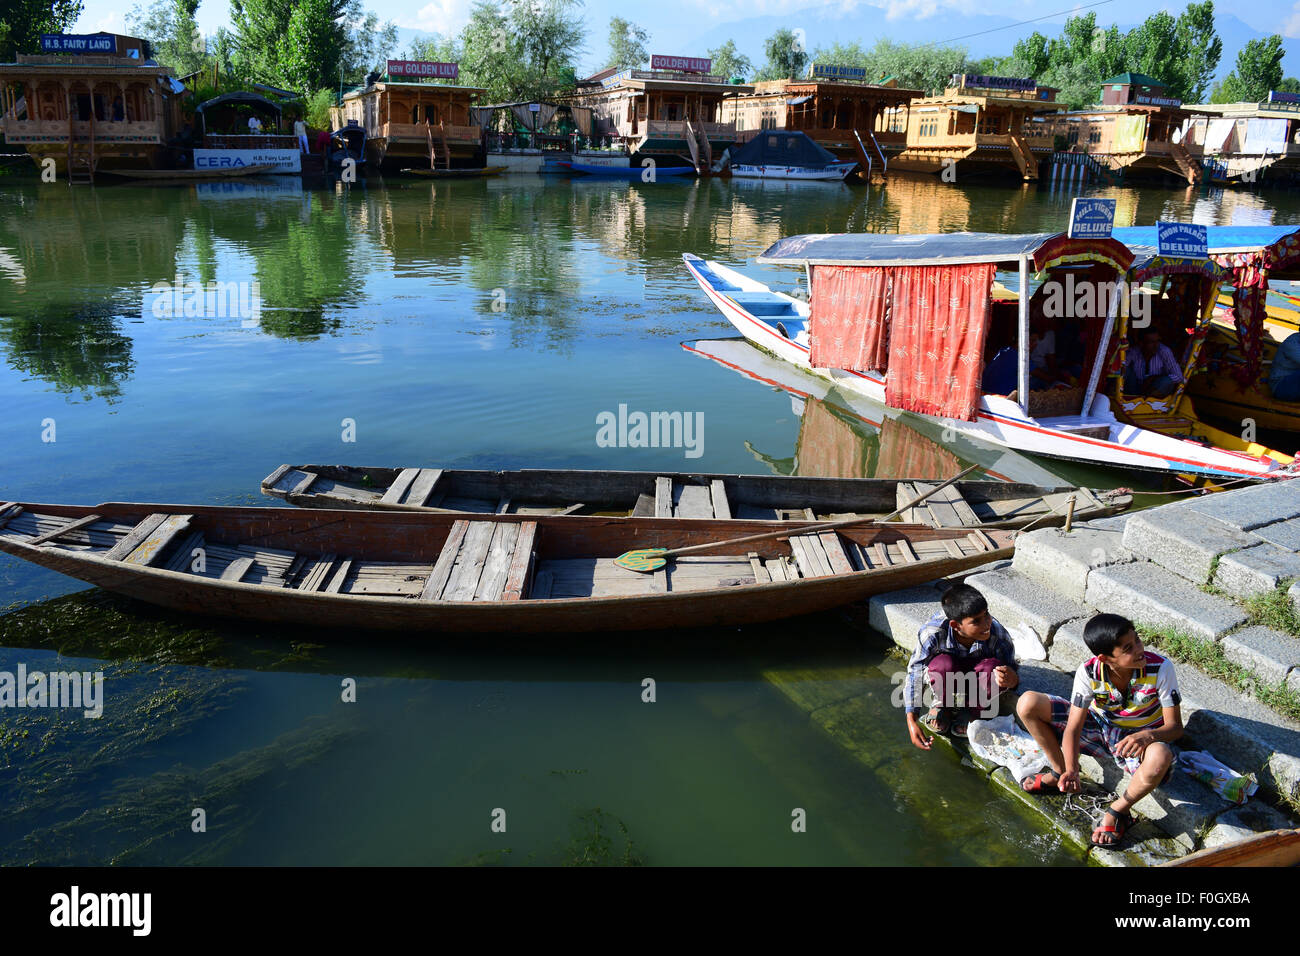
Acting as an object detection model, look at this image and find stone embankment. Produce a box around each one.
[858,480,1300,864]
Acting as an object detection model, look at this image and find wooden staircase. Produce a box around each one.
[684,120,711,175]
[852,129,888,182]
[426,120,450,170]
[1008,133,1037,181]
[1169,141,1200,185]
[66,112,95,184]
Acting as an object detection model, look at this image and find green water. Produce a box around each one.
[1,173,1296,865]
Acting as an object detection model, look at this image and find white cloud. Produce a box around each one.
[1285,3,1300,38]
[399,0,475,36]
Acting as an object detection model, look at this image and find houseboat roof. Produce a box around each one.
[1188,101,1300,119]
[757,231,1133,271]
[909,92,1058,111]
[1101,72,1167,88]
[746,78,922,97]
[1111,225,1299,253]
[343,81,487,98]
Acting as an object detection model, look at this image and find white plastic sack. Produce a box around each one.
[1178,750,1257,805]
[1008,621,1047,661]
[967,714,1050,782]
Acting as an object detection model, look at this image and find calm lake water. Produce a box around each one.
[1,172,1296,865]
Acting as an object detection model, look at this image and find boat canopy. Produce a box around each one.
[758,231,1134,274]
[1126,247,1228,283]
[731,131,840,169]
[196,90,283,119]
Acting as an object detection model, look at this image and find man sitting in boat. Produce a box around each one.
[1268,332,1300,403]
[904,584,1019,748]
[1016,613,1182,849]
[1123,329,1184,398]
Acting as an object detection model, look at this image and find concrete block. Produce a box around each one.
[1184,479,1300,532]
[1080,514,1132,532]
[1015,660,1074,700]
[1085,562,1249,643]
[1214,543,1300,599]
[1128,766,1231,851]
[1201,802,1298,849]
[1046,618,1091,675]
[925,558,1012,591]
[964,567,1089,644]
[1220,625,1300,687]
[1012,526,1135,603]
[1289,668,1300,698]
[867,586,942,652]
[1122,507,1259,585]
[1253,516,1300,551]
[1291,580,1300,618]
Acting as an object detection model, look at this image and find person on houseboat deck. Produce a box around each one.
[315,128,332,154]
[1016,613,1182,849]
[904,584,1019,749]
[1268,331,1300,402]
[293,115,309,153]
[1123,329,1183,397]
[247,113,263,134]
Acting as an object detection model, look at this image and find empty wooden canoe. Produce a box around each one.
[0,500,1013,634]
[1159,828,1300,867]
[260,465,1131,530]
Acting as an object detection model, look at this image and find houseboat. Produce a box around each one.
[890,74,1059,181]
[1037,73,1199,184]
[193,90,300,174]
[572,56,753,173]
[1179,92,1300,184]
[333,63,485,171]
[0,32,183,182]
[474,101,630,173]
[720,67,921,179]
[683,230,1293,480]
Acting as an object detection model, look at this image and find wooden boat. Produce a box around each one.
[685,232,1294,480]
[399,165,505,178]
[260,464,1132,530]
[326,123,367,174]
[0,501,1013,634]
[566,161,695,178]
[727,131,857,181]
[101,164,278,181]
[1160,828,1300,867]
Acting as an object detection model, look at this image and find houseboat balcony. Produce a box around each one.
[0,117,164,144]
[636,119,737,154]
[204,133,298,150]
[376,122,482,145]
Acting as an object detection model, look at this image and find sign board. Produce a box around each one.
[954,74,1035,92]
[41,33,116,53]
[193,149,301,174]
[1157,221,1208,259]
[651,55,710,73]
[1269,90,1300,105]
[1135,94,1182,107]
[528,103,540,112]
[386,60,459,79]
[809,63,868,81]
[1067,198,1116,239]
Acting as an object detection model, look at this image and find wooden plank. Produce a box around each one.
[790,535,830,578]
[631,493,655,518]
[474,523,520,602]
[220,556,254,582]
[555,502,585,516]
[654,477,673,518]
[262,464,292,490]
[895,482,918,523]
[419,520,469,600]
[494,498,512,514]
[675,484,713,519]
[967,530,996,553]
[290,471,318,497]
[939,487,981,526]
[165,531,205,572]
[501,521,538,601]
[27,513,102,546]
[444,521,496,602]
[297,554,338,592]
[869,543,891,568]
[818,532,855,576]
[0,504,25,531]
[123,514,193,567]
[271,468,311,493]
[1073,487,1104,510]
[748,551,770,583]
[941,538,965,559]
[895,538,919,564]
[285,554,311,586]
[709,480,732,520]
[103,514,169,561]
[324,558,353,594]
[381,468,420,505]
[912,482,964,528]
[404,468,443,506]
[530,569,554,600]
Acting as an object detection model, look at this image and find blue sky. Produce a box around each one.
[78,0,1299,76]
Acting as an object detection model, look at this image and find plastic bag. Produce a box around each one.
[967,714,1050,783]
[1008,622,1047,661]
[1178,750,1258,805]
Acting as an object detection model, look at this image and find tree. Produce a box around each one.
[1231,34,1285,101]
[606,17,647,71]
[127,0,208,76]
[755,28,808,82]
[458,0,585,101]
[230,0,397,89]
[708,39,752,81]
[1278,76,1300,94]
[0,0,83,61]
[811,38,970,94]
[1170,0,1221,103]
[276,0,342,91]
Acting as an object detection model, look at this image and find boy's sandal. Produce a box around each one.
[1090,808,1133,848]
[951,712,971,738]
[919,706,951,735]
[1021,771,1060,793]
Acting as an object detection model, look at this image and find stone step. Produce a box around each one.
[1012,526,1135,604]
[866,585,943,653]
[964,566,1089,644]
[1085,561,1249,643]
[1177,479,1300,532]
[1220,625,1300,688]
[1213,543,1300,599]
[1121,507,1259,586]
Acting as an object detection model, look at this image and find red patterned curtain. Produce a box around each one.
[809,266,891,372]
[883,263,996,422]
[1211,249,1268,387]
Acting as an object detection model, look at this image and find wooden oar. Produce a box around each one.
[614,463,981,573]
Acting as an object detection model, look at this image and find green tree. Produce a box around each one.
[458,0,584,101]
[755,28,808,81]
[708,39,752,81]
[276,0,344,91]
[1169,0,1221,102]
[1277,76,1300,94]
[606,17,647,70]
[230,0,396,89]
[0,0,83,60]
[812,38,969,94]
[1221,34,1286,102]
[127,0,207,75]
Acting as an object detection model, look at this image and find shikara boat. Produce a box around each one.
[101,164,278,180]
[565,161,695,178]
[685,231,1295,480]
[399,166,506,177]
[0,501,1012,633]
[260,464,1132,530]
[1160,828,1300,867]
[727,131,857,181]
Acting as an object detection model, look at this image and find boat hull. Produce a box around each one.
[729,163,855,181]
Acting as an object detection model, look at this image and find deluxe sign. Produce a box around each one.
[386,60,459,79]
[1067,198,1116,239]
[810,63,868,81]
[651,55,710,73]
[41,33,116,53]
[1157,221,1208,259]
[193,149,301,174]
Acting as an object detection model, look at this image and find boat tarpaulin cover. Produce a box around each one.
[809,266,891,373]
[1112,114,1147,152]
[883,263,996,422]
[759,231,1061,266]
[730,131,840,168]
[1205,117,1236,152]
[1244,117,1288,154]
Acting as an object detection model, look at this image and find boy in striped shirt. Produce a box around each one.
[1016,613,1183,848]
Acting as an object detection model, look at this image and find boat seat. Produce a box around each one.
[420,519,538,601]
[726,292,800,316]
[693,261,742,291]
